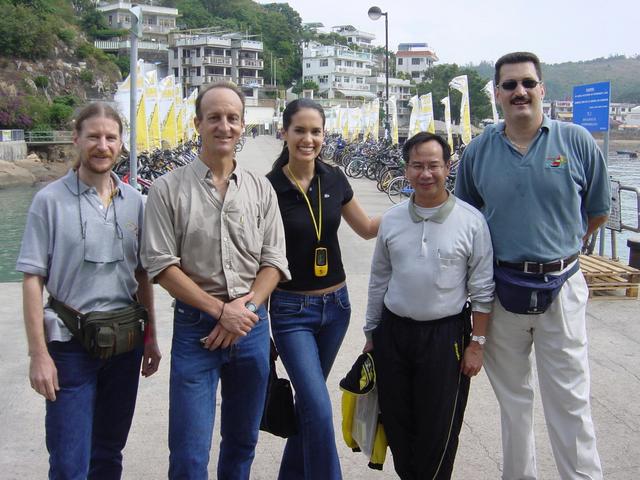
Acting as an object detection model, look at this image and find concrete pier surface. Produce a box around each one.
[1,135,639,479]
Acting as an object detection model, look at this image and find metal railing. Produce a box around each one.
[24,131,73,144]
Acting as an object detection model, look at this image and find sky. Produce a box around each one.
[258,0,638,66]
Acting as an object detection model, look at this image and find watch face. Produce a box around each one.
[246,302,258,313]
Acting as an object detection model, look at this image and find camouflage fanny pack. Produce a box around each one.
[49,297,147,360]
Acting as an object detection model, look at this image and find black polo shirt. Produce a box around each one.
[267,160,354,291]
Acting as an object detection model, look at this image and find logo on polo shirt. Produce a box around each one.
[124,221,139,235]
[545,154,568,169]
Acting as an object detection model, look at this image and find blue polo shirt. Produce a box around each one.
[455,116,610,263]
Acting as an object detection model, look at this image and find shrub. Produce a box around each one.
[34,76,49,89]
[53,95,80,107]
[48,103,74,128]
[79,69,94,84]
[57,28,75,46]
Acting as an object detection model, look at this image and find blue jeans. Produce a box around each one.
[168,300,270,480]
[46,339,142,480]
[269,285,351,480]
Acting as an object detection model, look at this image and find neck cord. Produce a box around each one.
[76,172,121,239]
[287,165,322,243]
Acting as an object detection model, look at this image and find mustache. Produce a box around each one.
[511,95,530,104]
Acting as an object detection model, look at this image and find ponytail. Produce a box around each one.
[271,142,290,172]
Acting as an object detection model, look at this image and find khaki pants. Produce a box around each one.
[484,270,602,479]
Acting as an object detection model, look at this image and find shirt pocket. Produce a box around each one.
[226,203,263,258]
[83,217,124,264]
[436,253,466,290]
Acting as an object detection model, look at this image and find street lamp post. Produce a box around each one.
[368,6,390,140]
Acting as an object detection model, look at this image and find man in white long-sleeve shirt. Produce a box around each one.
[363,132,494,480]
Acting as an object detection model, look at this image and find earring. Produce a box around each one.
[234,133,246,153]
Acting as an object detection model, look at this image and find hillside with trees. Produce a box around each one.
[468,56,640,103]
[2,0,638,131]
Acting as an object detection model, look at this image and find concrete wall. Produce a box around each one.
[0,141,27,162]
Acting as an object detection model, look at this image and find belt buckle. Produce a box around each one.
[523,261,543,274]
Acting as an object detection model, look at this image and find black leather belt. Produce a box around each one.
[495,253,579,274]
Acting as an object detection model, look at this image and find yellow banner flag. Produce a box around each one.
[440,96,453,151]
[419,93,435,134]
[449,75,472,145]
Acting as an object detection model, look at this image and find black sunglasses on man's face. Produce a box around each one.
[499,79,541,91]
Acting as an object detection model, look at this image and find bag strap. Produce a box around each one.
[268,337,280,380]
[48,296,85,339]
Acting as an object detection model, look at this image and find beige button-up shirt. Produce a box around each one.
[141,157,290,299]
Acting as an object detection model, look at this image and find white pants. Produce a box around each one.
[484,269,602,480]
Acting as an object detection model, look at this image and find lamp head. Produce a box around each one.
[368,6,383,20]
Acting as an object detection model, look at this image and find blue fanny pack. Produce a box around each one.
[493,261,580,315]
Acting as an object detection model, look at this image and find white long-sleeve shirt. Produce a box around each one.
[364,193,494,340]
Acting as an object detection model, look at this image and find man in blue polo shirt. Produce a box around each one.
[455,52,609,479]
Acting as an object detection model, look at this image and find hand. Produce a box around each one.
[141,340,162,377]
[29,351,59,401]
[202,323,241,350]
[461,342,484,377]
[217,292,259,336]
[362,340,374,353]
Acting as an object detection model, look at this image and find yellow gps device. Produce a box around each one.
[314,247,328,277]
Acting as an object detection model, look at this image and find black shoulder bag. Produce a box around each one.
[260,338,298,438]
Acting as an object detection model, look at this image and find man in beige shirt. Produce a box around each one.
[141,82,289,480]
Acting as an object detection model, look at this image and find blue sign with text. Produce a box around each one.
[572,82,610,132]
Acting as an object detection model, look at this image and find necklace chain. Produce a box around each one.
[504,129,529,151]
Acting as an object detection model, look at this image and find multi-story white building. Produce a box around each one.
[94,1,179,76]
[302,41,376,99]
[367,75,413,126]
[395,43,438,82]
[169,31,264,98]
[330,25,376,50]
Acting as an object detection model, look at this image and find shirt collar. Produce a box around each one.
[192,156,239,185]
[496,115,551,136]
[408,192,456,223]
[269,159,328,194]
[62,169,125,198]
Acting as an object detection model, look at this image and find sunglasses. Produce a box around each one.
[499,79,541,90]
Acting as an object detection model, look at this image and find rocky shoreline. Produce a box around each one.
[0,154,71,188]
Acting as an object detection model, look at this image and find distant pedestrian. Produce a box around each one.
[455,51,610,479]
[16,102,161,479]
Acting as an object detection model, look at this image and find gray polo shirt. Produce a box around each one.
[16,170,144,342]
[364,194,494,340]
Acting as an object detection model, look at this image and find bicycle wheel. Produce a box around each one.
[387,177,413,204]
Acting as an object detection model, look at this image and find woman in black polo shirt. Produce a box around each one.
[266,99,380,480]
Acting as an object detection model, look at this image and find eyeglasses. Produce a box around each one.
[408,163,445,173]
[499,79,542,90]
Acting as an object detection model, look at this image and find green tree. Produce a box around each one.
[416,64,491,124]
[292,80,319,95]
[48,102,73,128]
[0,4,59,59]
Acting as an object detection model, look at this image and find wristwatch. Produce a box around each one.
[245,301,258,313]
[471,335,486,346]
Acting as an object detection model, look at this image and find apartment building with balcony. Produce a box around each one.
[330,25,376,50]
[396,43,438,82]
[169,30,264,98]
[367,76,414,126]
[302,41,375,99]
[94,1,179,76]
